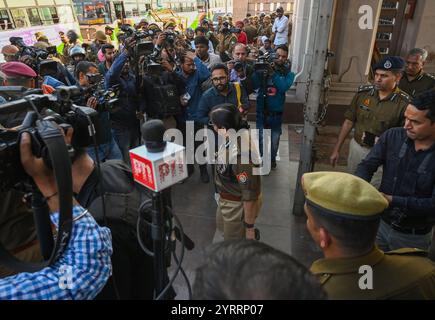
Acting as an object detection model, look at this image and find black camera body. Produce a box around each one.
[0,86,102,191]
[229,27,241,33]
[254,52,276,73]
[86,74,121,113]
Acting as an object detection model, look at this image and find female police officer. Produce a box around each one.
[210,103,262,240]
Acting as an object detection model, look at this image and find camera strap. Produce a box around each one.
[0,120,73,272]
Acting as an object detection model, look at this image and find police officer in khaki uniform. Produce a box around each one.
[330,56,410,187]
[302,171,435,299]
[217,21,238,62]
[210,104,262,241]
[399,48,435,98]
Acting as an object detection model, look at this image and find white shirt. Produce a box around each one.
[272,15,289,46]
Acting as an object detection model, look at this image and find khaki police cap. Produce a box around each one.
[302,172,389,219]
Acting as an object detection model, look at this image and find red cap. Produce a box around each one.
[0,61,37,78]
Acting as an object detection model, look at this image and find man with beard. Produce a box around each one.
[330,56,410,187]
[197,63,249,126]
[98,44,115,76]
[176,50,211,182]
[356,90,435,252]
[399,48,435,98]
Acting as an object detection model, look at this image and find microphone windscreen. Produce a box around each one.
[141,119,166,153]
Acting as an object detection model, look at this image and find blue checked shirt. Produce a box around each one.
[0,205,113,300]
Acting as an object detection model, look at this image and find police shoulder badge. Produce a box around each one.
[384,60,392,69]
[236,172,248,184]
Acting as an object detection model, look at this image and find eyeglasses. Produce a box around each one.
[212,76,227,83]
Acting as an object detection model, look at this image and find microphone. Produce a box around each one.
[129,119,187,192]
[141,119,166,153]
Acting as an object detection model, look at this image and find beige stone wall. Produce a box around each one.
[232,0,249,22]
[329,0,382,84]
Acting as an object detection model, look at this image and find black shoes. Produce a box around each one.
[271,161,277,170]
[200,165,210,183]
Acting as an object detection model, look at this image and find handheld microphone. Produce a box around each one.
[129,119,187,192]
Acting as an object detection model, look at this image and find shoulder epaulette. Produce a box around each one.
[397,90,411,102]
[358,84,374,92]
[385,247,428,257]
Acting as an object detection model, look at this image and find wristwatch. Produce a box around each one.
[244,221,255,229]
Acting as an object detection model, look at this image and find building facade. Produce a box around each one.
[232,0,295,21]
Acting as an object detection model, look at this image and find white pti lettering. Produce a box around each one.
[358,265,373,290]
[358,5,374,30]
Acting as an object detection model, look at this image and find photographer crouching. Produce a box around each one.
[252,45,294,170]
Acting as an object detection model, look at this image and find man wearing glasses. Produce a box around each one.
[197,63,250,126]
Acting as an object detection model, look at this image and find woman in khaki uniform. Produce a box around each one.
[210,104,262,241]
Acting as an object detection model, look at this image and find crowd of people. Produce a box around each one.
[0,5,434,301]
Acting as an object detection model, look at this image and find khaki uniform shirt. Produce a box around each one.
[399,71,435,97]
[258,24,272,38]
[214,131,261,201]
[217,33,238,57]
[344,85,409,147]
[311,247,435,299]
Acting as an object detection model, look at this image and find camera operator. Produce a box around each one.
[0,132,112,299]
[1,45,19,63]
[142,42,187,130]
[74,61,123,162]
[105,38,143,163]
[176,50,211,182]
[228,43,255,95]
[234,21,248,45]
[252,45,294,170]
[216,22,238,63]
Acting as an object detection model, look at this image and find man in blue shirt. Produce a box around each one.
[197,63,250,126]
[176,50,211,182]
[253,45,294,169]
[0,132,112,300]
[105,43,144,163]
[356,90,435,252]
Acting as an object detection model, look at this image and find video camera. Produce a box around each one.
[254,51,278,73]
[9,37,58,76]
[120,24,156,58]
[0,86,102,191]
[86,73,121,113]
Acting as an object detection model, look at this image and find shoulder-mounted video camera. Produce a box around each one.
[86,73,121,113]
[0,86,102,191]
